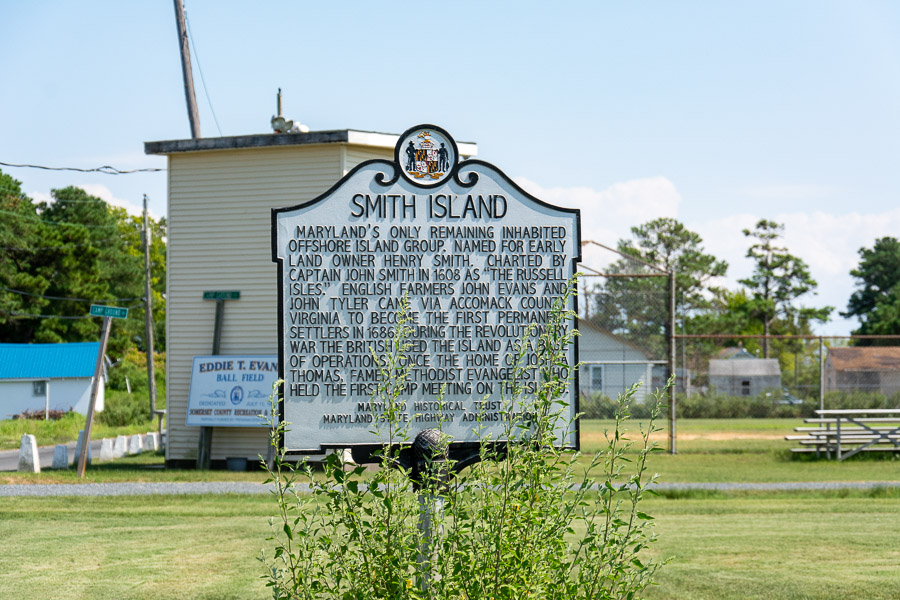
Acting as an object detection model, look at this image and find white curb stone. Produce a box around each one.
[99,438,115,462]
[113,435,128,458]
[128,434,143,455]
[17,434,40,473]
[144,432,160,452]
[52,445,69,469]
[75,430,92,465]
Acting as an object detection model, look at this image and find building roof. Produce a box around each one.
[145,129,478,157]
[828,347,900,372]
[577,319,652,359]
[714,346,757,360]
[0,343,99,380]
[709,358,781,377]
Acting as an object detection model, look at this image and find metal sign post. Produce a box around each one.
[197,291,241,469]
[78,305,129,477]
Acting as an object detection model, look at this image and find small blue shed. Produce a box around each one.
[0,343,104,419]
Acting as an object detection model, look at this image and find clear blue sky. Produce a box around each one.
[2,1,899,335]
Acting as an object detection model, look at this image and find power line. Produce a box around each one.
[0,161,163,174]
[185,10,223,136]
[0,285,143,303]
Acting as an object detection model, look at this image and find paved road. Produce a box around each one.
[0,439,104,471]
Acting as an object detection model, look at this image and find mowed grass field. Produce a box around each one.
[581,418,900,483]
[2,418,899,598]
[2,491,899,599]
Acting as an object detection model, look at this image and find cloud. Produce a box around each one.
[76,183,145,217]
[735,184,838,200]
[31,191,52,205]
[694,209,900,335]
[515,175,681,271]
[29,183,148,218]
[517,175,900,335]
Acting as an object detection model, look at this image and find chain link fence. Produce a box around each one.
[674,335,900,417]
[577,239,900,421]
[578,242,672,420]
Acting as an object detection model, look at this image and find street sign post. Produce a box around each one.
[89,305,129,319]
[77,306,128,477]
[202,291,240,300]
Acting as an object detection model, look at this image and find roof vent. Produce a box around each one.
[271,88,309,134]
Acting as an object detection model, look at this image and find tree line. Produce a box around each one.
[0,170,165,356]
[584,216,900,361]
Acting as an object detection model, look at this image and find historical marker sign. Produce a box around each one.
[272,124,581,455]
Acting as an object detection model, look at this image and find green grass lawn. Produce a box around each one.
[3,418,899,485]
[2,342,896,597]
[2,417,899,598]
[581,418,900,483]
[1,491,898,599]
[0,495,274,600]
[643,491,900,599]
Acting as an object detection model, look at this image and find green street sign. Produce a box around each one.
[203,291,240,300]
[90,305,129,319]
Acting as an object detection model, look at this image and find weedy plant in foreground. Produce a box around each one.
[260,279,668,599]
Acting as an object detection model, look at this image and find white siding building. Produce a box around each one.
[0,343,104,419]
[578,320,660,402]
[145,130,477,467]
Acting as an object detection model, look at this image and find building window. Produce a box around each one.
[33,381,46,396]
[590,365,603,392]
[741,380,750,396]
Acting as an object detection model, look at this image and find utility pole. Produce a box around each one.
[143,195,157,418]
[173,0,201,139]
[667,271,677,455]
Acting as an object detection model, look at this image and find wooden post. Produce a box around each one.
[197,298,225,469]
[173,0,201,139]
[143,195,157,418]
[77,317,112,477]
[819,337,825,412]
[212,299,224,355]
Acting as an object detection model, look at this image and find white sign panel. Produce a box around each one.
[272,125,581,454]
[186,355,278,427]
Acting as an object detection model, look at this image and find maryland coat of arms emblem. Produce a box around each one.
[396,125,457,186]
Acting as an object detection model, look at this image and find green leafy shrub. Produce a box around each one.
[105,348,166,398]
[580,391,657,420]
[97,390,151,427]
[823,390,900,410]
[260,280,666,599]
[99,348,165,426]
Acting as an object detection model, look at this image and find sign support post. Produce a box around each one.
[78,305,128,477]
[198,291,240,469]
